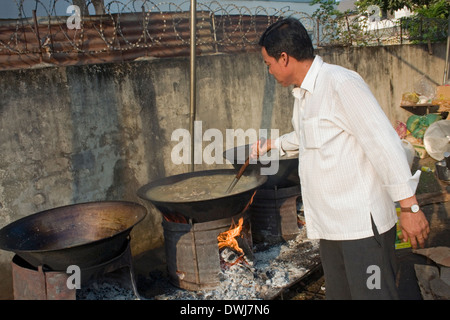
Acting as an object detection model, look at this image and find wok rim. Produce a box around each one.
[137,168,268,205]
[0,200,147,254]
[223,144,299,164]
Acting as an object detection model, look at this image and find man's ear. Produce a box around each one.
[279,52,289,66]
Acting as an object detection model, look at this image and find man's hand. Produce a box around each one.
[250,139,273,159]
[398,195,430,249]
[399,210,430,249]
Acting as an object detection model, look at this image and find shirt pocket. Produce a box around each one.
[302,117,322,149]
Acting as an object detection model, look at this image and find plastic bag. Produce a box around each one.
[406,114,442,140]
[395,121,407,139]
[424,120,450,160]
[414,75,435,100]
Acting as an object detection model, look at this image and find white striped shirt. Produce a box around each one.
[275,55,420,240]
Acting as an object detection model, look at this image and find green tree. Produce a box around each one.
[400,0,449,43]
[415,0,449,18]
[355,0,435,14]
[310,0,371,46]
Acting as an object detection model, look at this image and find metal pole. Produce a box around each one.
[189,0,197,172]
[444,7,450,85]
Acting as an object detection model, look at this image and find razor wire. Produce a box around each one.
[0,0,447,64]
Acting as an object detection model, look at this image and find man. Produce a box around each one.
[252,18,430,299]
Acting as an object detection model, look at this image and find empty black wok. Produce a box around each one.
[223,144,299,189]
[137,169,267,223]
[0,201,147,271]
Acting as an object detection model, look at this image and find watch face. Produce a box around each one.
[411,204,420,213]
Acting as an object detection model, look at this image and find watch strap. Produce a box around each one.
[400,204,419,213]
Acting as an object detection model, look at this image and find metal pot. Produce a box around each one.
[223,144,299,189]
[0,201,147,271]
[137,169,267,223]
[435,160,450,183]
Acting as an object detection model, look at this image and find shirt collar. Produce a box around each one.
[292,55,323,98]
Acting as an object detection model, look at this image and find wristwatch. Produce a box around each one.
[400,204,420,213]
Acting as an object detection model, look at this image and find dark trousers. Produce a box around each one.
[319,219,399,300]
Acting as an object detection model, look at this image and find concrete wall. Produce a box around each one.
[319,44,446,124]
[0,42,446,299]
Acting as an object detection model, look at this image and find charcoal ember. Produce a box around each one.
[87,236,320,300]
[265,269,276,279]
[220,248,237,263]
[77,282,137,300]
[219,247,253,271]
[270,269,290,288]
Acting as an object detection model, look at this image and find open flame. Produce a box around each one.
[217,191,256,259]
[217,217,244,255]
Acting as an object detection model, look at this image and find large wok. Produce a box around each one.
[137,169,267,223]
[0,201,147,271]
[223,144,299,189]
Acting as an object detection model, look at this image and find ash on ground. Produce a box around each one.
[76,230,320,300]
[77,281,138,300]
[153,235,320,300]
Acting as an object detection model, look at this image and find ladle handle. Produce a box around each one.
[225,157,250,194]
[237,137,266,179]
[235,157,250,180]
[225,138,267,194]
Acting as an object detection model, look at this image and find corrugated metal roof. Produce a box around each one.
[0,11,276,71]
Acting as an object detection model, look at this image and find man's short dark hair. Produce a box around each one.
[259,17,314,61]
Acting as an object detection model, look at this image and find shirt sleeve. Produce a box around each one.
[335,75,421,202]
[275,131,299,157]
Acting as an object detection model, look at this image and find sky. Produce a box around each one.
[0,0,322,19]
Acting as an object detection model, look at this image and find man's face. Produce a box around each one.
[261,47,291,87]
